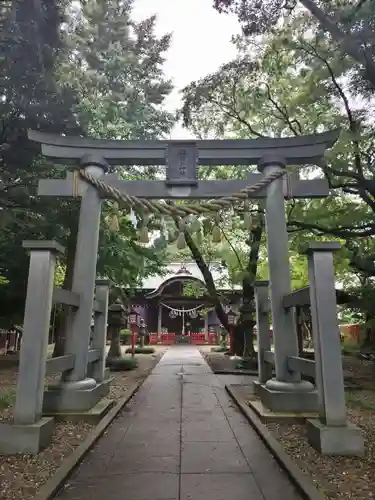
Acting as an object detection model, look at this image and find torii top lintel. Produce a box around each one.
[28,129,339,167]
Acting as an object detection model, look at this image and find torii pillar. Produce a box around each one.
[45,154,110,412]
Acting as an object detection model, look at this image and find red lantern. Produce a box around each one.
[227,308,237,353]
[127,309,141,356]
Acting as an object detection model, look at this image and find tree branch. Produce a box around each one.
[300,0,375,88]
[219,226,245,272]
[288,219,375,238]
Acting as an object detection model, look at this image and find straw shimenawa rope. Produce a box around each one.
[79,168,285,218]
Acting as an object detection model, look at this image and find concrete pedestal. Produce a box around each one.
[253,380,262,397]
[0,417,55,455]
[258,381,318,413]
[43,379,110,413]
[307,418,364,456]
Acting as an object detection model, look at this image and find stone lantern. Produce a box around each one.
[107,299,126,359]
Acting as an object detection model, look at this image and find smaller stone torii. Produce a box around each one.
[1,128,357,456]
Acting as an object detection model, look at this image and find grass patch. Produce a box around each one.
[0,391,15,409]
[346,390,375,411]
[125,346,155,354]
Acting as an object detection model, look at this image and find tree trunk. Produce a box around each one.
[232,222,263,357]
[183,226,229,331]
[52,205,79,357]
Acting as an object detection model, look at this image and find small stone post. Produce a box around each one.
[62,154,109,389]
[0,241,63,455]
[254,281,273,386]
[14,241,64,425]
[257,156,316,413]
[88,280,110,383]
[305,242,364,455]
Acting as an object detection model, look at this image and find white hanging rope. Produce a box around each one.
[160,302,205,315]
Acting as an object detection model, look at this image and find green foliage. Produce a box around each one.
[120,329,132,337]
[0,0,175,323]
[0,391,15,409]
[60,0,175,140]
[180,10,375,322]
[125,346,155,354]
[213,0,375,89]
[0,274,9,286]
[346,391,375,411]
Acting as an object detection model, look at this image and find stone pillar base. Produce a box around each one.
[253,380,262,397]
[307,418,364,456]
[258,382,318,413]
[43,379,110,413]
[0,417,55,455]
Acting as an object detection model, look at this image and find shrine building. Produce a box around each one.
[129,262,241,345]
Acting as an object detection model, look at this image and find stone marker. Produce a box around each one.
[305,242,364,455]
[0,241,64,454]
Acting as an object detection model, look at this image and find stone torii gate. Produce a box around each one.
[27,129,338,410]
[0,129,341,455]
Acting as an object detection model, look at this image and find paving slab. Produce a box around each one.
[55,346,303,500]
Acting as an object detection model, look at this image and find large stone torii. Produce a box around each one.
[33,130,338,375]
[1,128,352,455]
[24,129,339,415]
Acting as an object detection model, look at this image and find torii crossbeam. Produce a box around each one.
[30,129,339,200]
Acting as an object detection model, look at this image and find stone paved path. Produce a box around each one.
[56,346,302,500]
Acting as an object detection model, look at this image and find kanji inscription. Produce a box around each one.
[165,142,198,186]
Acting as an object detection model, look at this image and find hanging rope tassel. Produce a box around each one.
[109,214,120,232]
[109,202,120,232]
[139,213,150,243]
[243,199,252,229]
[212,214,221,243]
[176,218,187,250]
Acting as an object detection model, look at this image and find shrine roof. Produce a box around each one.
[139,262,241,294]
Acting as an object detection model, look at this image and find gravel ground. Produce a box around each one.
[203,350,375,499]
[266,405,375,499]
[0,346,166,500]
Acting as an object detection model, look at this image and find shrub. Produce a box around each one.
[106,356,138,371]
[125,346,155,354]
[120,329,132,339]
[119,329,132,345]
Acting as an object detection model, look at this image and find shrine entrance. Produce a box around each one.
[3,127,365,458]
[160,305,204,337]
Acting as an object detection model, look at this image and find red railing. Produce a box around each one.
[149,333,158,345]
[148,332,219,345]
[160,333,176,345]
[190,332,206,345]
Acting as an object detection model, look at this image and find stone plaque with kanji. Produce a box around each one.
[165,142,198,186]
